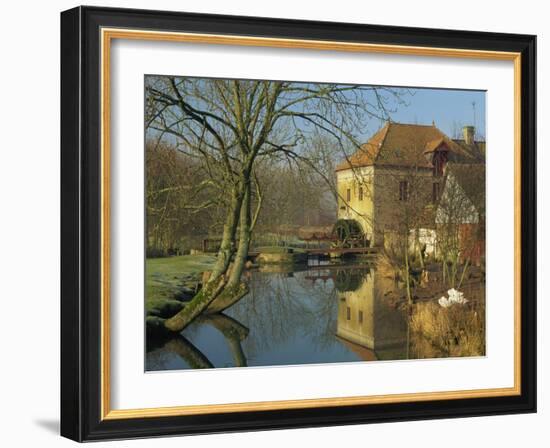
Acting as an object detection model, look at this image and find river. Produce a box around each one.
[146,259,419,371]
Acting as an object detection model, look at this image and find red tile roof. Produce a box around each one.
[336,122,478,171]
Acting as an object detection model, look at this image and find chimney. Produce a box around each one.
[463,125,475,145]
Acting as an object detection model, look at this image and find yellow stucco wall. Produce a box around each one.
[336,167,375,241]
[337,166,435,247]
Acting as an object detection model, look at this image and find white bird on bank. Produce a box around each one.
[438,288,468,308]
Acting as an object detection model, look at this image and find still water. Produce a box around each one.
[146,261,412,371]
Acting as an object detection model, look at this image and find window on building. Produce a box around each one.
[359,186,364,201]
[346,188,351,202]
[346,307,351,320]
[399,180,409,201]
[358,310,364,323]
[433,152,446,177]
[432,182,440,202]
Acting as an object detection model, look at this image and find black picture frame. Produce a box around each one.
[61,5,536,442]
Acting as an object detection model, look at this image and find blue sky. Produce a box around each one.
[365,86,486,142]
[146,77,486,147]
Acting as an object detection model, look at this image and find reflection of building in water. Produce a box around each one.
[336,267,409,360]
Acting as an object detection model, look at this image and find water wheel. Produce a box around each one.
[332,219,365,248]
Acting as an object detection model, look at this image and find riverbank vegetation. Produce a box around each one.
[410,299,485,358]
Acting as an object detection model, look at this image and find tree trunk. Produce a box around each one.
[457,259,470,289]
[207,179,252,313]
[228,179,251,287]
[415,228,425,269]
[208,184,244,283]
[164,277,226,332]
[404,243,413,305]
[205,281,250,314]
[164,179,253,333]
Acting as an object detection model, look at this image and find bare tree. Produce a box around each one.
[146,76,406,332]
[436,164,485,288]
[146,139,220,256]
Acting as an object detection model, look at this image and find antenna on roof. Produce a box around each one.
[472,101,477,137]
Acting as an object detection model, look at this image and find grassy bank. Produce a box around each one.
[146,254,216,317]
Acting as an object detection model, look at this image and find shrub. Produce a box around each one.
[410,299,485,358]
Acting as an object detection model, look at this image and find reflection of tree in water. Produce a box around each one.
[227,272,316,359]
[146,333,212,370]
[146,341,181,371]
[146,270,326,369]
[227,266,375,357]
[146,262,405,370]
[334,268,369,292]
[164,336,214,369]
[294,270,339,351]
[196,314,249,367]
[147,313,249,369]
[147,260,484,370]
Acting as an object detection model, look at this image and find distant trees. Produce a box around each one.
[146,140,220,256]
[252,160,336,240]
[145,139,336,255]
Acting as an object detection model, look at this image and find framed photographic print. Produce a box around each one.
[60,6,536,442]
